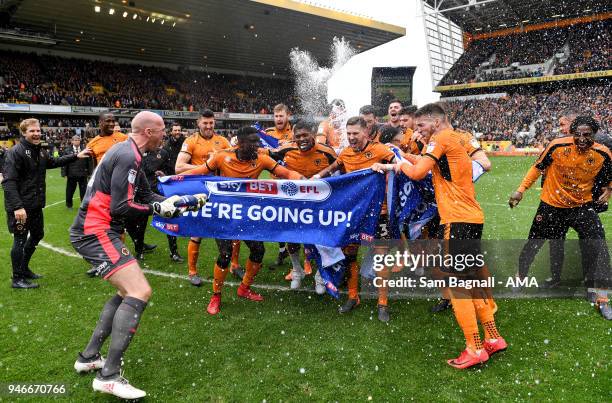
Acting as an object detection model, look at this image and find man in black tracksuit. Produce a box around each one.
[62,135,93,208]
[2,118,90,288]
[162,123,185,262]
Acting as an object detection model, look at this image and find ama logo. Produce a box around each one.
[206,180,332,201]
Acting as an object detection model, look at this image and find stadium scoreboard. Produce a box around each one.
[371,67,415,112]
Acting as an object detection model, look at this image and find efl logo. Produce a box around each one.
[206,180,331,201]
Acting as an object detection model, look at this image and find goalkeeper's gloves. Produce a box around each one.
[152,195,184,218]
[172,194,208,212]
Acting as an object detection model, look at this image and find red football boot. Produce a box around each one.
[447,348,489,369]
[237,284,264,301]
[207,294,221,315]
[484,337,508,356]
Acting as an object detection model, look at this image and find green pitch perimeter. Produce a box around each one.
[0,156,609,401]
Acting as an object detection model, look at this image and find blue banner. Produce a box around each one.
[253,122,279,149]
[152,169,385,247]
[386,146,438,240]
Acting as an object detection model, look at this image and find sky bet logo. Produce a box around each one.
[206,180,331,201]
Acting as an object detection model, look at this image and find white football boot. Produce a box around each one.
[74,353,106,373]
[92,372,146,399]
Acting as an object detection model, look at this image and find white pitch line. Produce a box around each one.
[37,240,306,293]
[37,240,583,299]
[39,240,81,258]
[44,199,67,209]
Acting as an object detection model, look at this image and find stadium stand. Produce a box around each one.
[444,83,611,147]
[0,51,296,113]
[440,19,610,86]
[434,10,610,148]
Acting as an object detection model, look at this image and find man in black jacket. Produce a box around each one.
[62,135,92,209]
[163,123,184,170]
[2,118,91,289]
[161,123,185,262]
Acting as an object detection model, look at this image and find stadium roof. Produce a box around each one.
[424,0,612,34]
[1,0,405,75]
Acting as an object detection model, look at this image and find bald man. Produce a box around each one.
[69,111,206,399]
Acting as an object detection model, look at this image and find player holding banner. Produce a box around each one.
[174,109,240,285]
[70,111,206,399]
[373,103,506,368]
[268,118,337,290]
[183,126,303,315]
[314,116,396,322]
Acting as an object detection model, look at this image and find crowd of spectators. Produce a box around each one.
[440,20,610,86]
[0,51,295,113]
[444,83,611,147]
[477,66,544,83]
[555,20,611,75]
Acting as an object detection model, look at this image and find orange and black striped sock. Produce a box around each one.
[187,239,200,276]
[451,297,483,351]
[242,259,262,287]
[213,264,229,294]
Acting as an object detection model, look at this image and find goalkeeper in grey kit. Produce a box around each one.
[69,111,206,399]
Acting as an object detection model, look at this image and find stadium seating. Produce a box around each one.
[444,83,611,147]
[0,51,295,113]
[440,19,610,86]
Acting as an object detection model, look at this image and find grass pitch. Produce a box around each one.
[0,156,610,401]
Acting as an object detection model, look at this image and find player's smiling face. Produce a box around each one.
[347,124,368,151]
[294,128,315,152]
[573,125,594,152]
[415,116,438,142]
[198,117,215,138]
[99,114,116,135]
[23,123,42,145]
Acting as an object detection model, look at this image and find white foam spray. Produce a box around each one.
[289,37,355,117]
[289,37,355,152]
